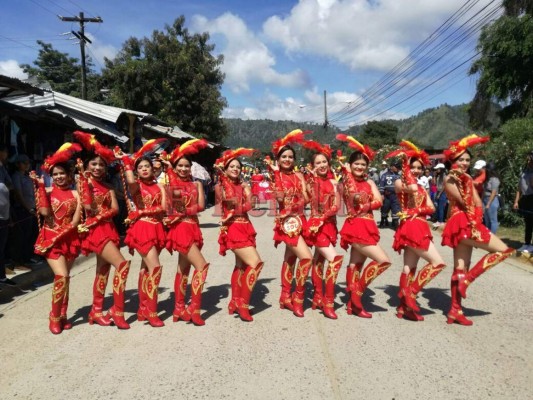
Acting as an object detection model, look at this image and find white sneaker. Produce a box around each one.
[517,244,531,253]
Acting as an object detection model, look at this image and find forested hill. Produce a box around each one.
[223,103,500,151]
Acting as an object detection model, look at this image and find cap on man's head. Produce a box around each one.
[433,163,445,170]
[381,161,387,165]
[473,160,486,170]
[15,154,31,163]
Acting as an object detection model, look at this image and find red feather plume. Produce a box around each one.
[272,129,312,156]
[302,140,332,158]
[336,134,375,161]
[215,147,257,168]
[73,130,115,164]
[42,142,82,173]
[132,138,168,162]
[444,134,490,161]
[169,138,209,164]
[385,140,430,166]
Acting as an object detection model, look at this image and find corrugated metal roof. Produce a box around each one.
[143,123,196,140]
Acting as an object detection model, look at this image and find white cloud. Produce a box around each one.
[223,88,365,128]
[0,60,27,79]
[85,33,118,69]
[191,12,309,93]
[263,0,491,71]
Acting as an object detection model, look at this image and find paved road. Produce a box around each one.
[1,209,532,399]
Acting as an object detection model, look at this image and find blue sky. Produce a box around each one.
[0,0,498,128]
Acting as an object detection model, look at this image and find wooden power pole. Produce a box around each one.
[59,12,103,100]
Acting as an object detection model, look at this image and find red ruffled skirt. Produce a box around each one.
[273,215,308,248]
[35,228,81,262]
[166,219,203,254]
[306,219,338,248]
[393,217,432,253]
[340,217,380,250]
[219,219,257,256]
[441,212,491,248]
[124,218,166,256]
[81,220,120,256]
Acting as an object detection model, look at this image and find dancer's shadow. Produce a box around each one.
[250,277,274,315]
[199,223,219,229]
[200,283,226,319]
[362,287,388,314]
[422,287,491,318]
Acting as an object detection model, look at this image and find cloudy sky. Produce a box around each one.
[0,0,498,128]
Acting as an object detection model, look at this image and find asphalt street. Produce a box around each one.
[1,209,532,400]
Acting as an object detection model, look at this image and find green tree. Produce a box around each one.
[102,16,227,142]
[469,11,533,125]
[358,120,398,149]
[20,40,101,100]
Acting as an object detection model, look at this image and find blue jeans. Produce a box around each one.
[483,196,499,233]
[436,192,448,223]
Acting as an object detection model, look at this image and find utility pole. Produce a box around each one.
[59,12,103,100]
[323,90,329,133]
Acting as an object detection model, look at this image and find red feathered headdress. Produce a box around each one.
[42,142,82,173]
[385,140,430,166]
[132,138,168,164]
[215,148,257,168]
[444,134,489,161]
[169,138,209,164]
[272,129,312,156]
[302,140,333,159]
[73,130,115,164]
[336,134,375,161]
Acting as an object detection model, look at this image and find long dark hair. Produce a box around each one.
[349,151,369,165]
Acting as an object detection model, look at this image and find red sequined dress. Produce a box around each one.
[442,172,491,248]
[217,175,257,256]
[306,174,338,247]
[271,170,308,247]
[339,173,381,249]
[80,178,120,256]
[124,180,166,255]
[35,186,81,261]
[165,169,204,254]
[393,184,434,252]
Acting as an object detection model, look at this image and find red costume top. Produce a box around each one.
[442,171,491,248]
[124,179,166,256]
[339,170,381,250]
[306,174,338,247]
[393,184,434,252]
[217,174,256,256]
[34,186,81,261]
[271,170,308,247]
[79,177,120,256]
[164,168,204,254]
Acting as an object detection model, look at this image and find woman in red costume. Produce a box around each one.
[386,141,446,321]
[336,134,391,318]
[441,135,514,325]
[32,143,82,334]
[267,129,313,318]
[73,131,132,330]
[301,140,343,319]
[162,139,210,326]
[215,148,264,322]
[116,140,167,327]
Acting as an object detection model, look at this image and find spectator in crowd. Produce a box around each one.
[514,151,533,253]
[379,163,401,229]
[418,167,431,194]
[379,160,388,179]
[153,158,167,184]
[473,159,486,197]
[0,144,16,286]
[432,163,448,228]
[429,170,438,203]
[368,167,380,186]
[482,162,501,234]
[10,154,39,268]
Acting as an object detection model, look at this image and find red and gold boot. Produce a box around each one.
[350,261,391,318]
[142,266,164,327]
[173,265,191,322]
[188,264,209,326]
[137,268,148,321]
[311,255,325,310]
[49,275,67,334]
[458,248,515,299]
[322,256,343,319]
[228,266,243,315]
[107,260,131,329]
[60,276,72,330]
[398,271,420,312]
[88,264,112,326]
[447,269,473,326]
[279,256,296,311]
[345,263,361,315]
[292,258,312,318]
[237,262,264,322]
